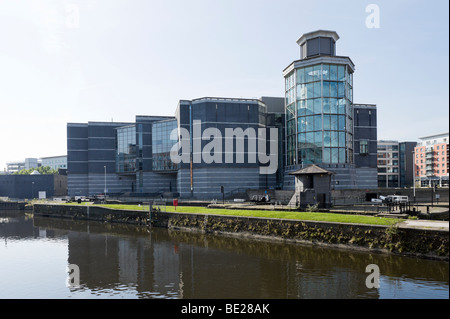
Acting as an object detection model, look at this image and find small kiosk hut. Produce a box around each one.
[288,164,335,208]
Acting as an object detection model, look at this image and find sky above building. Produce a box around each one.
[0,0,449,171]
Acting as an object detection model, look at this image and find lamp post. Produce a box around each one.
[412,151,416,203]
[104,165,107,202]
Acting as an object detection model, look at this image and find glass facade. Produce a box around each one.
[286,63,353,166]
[152,120,178,171]
[116,125,137,173]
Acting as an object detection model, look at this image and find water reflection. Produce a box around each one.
[0,211,448,299]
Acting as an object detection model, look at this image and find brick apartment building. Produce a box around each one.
[414,133,449,187]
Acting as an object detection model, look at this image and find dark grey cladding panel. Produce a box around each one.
[88,162,116,174]
[307,37,320,56]
[178,103,191,125]
[180,100,262,125]
[68,162,88,174]
[88,149,116,161]
[354,127,377,141]
[67,150,87,161]
[142,172,177,193]
[88,138,115,149]
[88,123,123,138]
[355,155,375,168]
[67,138,87,150]
[368,141,378,154]
[67,125,88,139]
[142,158,152,171]
[142,145,152,158]
[354,106,377,127]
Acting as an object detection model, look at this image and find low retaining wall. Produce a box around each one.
[0,202,28,210]
[33,204,149,225]
[33,204,449,260]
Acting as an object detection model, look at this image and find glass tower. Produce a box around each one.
[284,30,355,167]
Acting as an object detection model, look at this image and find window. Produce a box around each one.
[116,125,137,173]
[330,65,337,81]
[360,140,369,155]
[152,120,178,171]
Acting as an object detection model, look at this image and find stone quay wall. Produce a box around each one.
[33,204,448,260]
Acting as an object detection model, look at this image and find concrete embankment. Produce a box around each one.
[33,204,449,260]
[0,201,28,210]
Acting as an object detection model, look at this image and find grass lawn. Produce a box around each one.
[58,202,401,226]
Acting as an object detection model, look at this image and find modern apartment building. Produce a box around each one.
[414,133,449,187]
[282,30,378,190]
[6,158,39,173]
[377,140,416,188]
[41,155,67,170]
[6,156,67,173]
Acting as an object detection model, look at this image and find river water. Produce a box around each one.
[0,211,448,299]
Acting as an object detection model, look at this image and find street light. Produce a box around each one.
[104,165,107,201]
[412,151,416,203]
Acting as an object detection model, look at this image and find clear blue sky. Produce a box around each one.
[0,0,449,171]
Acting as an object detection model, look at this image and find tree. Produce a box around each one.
[14,166,59,175]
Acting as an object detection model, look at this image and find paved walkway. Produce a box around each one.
[398,219,449,231]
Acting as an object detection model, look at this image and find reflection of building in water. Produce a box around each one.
[0,212,59,240]
[118,239,138,284]
[177,246,263,299]
[67,230,181,298]
[152,242,179,296]
[65,225,380,299]
[68,232,121,287]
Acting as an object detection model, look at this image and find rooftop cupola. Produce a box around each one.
[297,30,339,59]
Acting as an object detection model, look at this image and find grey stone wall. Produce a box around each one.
[33,204,449,260]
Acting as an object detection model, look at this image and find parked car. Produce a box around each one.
[386,195,409,203]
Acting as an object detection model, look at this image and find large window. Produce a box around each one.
[116,125,136,173]
[152,120,178,171]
